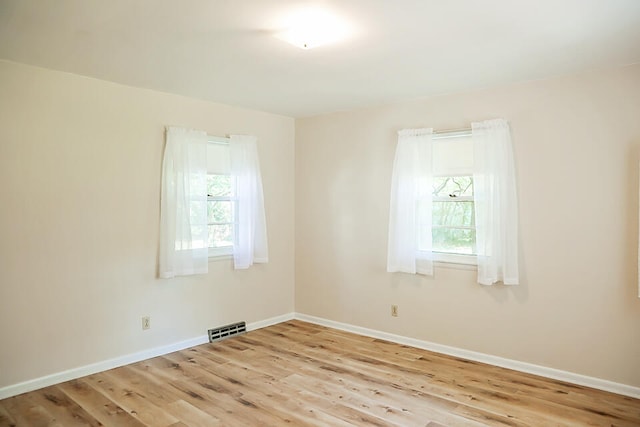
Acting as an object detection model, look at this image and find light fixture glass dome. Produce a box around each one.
[275,7,352,49]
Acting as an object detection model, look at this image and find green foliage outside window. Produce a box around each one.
[207,175,234,248]
[432,176,476,255]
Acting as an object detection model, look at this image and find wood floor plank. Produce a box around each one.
[2,320,639,426]
[126,363,232,426]
[283,371,473,427]
[165,400,221,427]
[133,360,256,426]
[239,329,521,424]
[0,393,62,427]
[83,371,180,426]
[350,342,631,425]
[0,403,18,427]
[210,336,495,426]
[139,356,292,426]
[284,358,500,427]
[23,386,101,427]
[176,353,364,426]
[194,356,360,427]
[108,365,222,426]
[169,377,281,426]
[259,327,630,426]
[160,352,316,426]
[57,379,146,427]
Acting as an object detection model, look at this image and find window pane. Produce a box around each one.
[433,228,475,254]
[207,174,232,197]
[433,176,473,198]
[433,201,475,227]
[208,224,233,248]
[432,176,475,255]
[208,200,233,223]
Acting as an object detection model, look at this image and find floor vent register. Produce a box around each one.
[208,321,247,343]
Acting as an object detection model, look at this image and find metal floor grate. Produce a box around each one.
[208,321,246,343]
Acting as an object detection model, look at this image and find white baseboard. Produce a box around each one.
[0,334,208,400]
[0,312,295,400]
[294,313,640,399]
[247,312,295,331]
[2,311,638,400]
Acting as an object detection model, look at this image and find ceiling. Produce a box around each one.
[1,0,639,118]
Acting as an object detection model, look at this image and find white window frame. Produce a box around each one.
[431,131,477,267]
[207,136,235,260]
[207,176,237,258]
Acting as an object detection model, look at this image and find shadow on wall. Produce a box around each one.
[481,276,529,305]
[627,142,640,303]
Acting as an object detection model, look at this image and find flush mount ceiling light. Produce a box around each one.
[275,7,352,49]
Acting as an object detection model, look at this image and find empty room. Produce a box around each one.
[1,0,640,425]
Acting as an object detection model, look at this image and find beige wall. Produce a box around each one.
[2,57,639,392]
[295,64,640,387]
[0,60,295,388]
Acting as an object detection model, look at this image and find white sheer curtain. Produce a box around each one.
[159,127,209,278]
[387,128,434,275]
[230,135,268,269]
[472,119,519,285]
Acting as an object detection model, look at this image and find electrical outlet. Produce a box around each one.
[142,316,151,330]
[391,305,398,317]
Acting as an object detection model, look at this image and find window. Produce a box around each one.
[205,134,269,267]
[431,133,476,265]
[388,120,518,284]
[432,176,475,255]
[206,140,234,258]
[207,174,236,257]
[160,129,268,277]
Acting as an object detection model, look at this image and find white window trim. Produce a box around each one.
[209,136,230,144]
[433,251,477,268]
[432,178,477,264]
[206,136,235,260]
[431,130,477,269]
[207,191,237,258]
[209,246,233,260]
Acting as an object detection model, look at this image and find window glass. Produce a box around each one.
[433,176,473,198]
[208,224,233,248]
[207,174,232,197]
[432,176,476,255]
[432,228,476,255]
[207,173,235,256]
[432,201,474,227]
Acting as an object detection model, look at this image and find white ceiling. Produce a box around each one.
[1,0,639,118]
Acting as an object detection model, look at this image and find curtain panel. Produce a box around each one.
[230,135,269,269]
[387,128,434,275]
[472,119,519,285]
[159,127,209,278]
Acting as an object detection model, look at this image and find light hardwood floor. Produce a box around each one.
[1,320,639,426]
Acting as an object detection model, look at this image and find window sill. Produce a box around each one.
[433,252,477,270]
[434,260,477,271]
[208,246,233,261]
[209,254,233,262]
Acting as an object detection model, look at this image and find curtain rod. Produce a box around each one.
[208,135,230,145]
[432,128,472,140]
